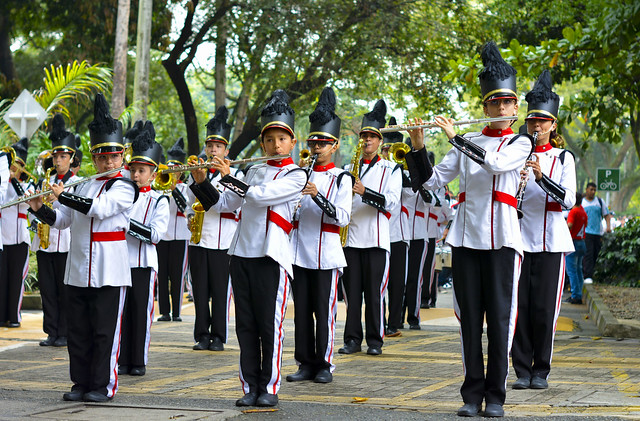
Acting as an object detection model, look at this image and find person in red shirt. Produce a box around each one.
[565,192,588,304]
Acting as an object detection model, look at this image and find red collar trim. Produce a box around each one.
[139,185,151,192]
[482,126,514,137]
[97,172,122,181]
[534,143,553,153]
[57,174,65,180]
[209,168,217,174]
[313,163,335,172]
[267,157,294,167]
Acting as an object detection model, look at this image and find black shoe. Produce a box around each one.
[187,295,194,302]
[236,392,258,407]
[286,367,315,382]
[209,337,224,351]
[338,340,361,354]
[483,403,504,417]
[40,335,57,346]
[118,365,130,375]
[83,391,110,402]
[157,314,171,321]
[385,328,401,337]
[457,403,481,417]
[409,323,421,330]
[512,377,530,389]
[172,315,182,322]
[193,339,210,350]
[428,301,436,308]
[7,322,20,328]
[314,368,333,383]
[256,393,278,407]
[367,346,382,355]
[420,301,430,309]
[130,366,146,376]
[62,387,85,402]
[53,336,67,347]
[530,376,548,389]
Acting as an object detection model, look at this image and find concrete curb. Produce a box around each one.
[584,283,640,339]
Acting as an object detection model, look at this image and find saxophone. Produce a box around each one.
[37,168,54,249]
[187,156,205,244]
[339,138,365,246]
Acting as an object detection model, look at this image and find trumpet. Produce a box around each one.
[388,142,410,170]
[299,149,313,166]
[160,154,290,174]
[152,163,177,191]
[380,116,519,133]
[1,146,38,184]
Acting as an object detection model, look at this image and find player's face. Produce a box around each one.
[360,132,382,156]
[261,128,297,156]
[92,153,123,173]
[128,162,156,187]
[53,152,72,174]
[205,141,228,160]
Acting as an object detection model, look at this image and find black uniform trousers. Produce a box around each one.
[291,266,338,372]
[37,251,68,337]
[583,233,602,279]
[0,243,29,324]
[342,247,388,348]
[451,246,519,406]
[512,252,563,380]
[67,285,126,398]
[404,239,425,326]
[189,246,231,343]
[387,241,408,330]
[230,256,288,395]
[421,238,437,306]
[157,240,187,317]
[120,268,155,368]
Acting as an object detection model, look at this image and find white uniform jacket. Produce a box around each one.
[345,156,402,252]
[0,153,8,250]
[161,182,190,241]
[31,172,82,253]
[187,168,243,250]
[520,144,576,253]
[1,179,33,246]
[389,169,413,244]
[291,163,352,271]
[52,174,137,288]
[422,128,532,255]
[213,158,307,275]
[425,187,447,239]
[127,186,170,270]
[408,190,428,241]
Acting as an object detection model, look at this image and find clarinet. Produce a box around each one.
[515,131,538,219]
[292,153,319,224]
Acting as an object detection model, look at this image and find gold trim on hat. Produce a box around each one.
[91,142,124,152]
[129,155,158,167]
[359,126,382,138]
[482,89,518,102]
[526,109,556,120]
[205,134,229,144]
[52,145,75,152]
[308,131,338,141]
[261,121,295,136]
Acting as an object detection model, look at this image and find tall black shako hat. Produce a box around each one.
[360,99,387,139]
[11,137,29,166]
[167,137,187,165]
[478,41,517,103]
[382,117,403,148]
[205,106,232,145]
[124,120,145,147]
[88,93,124,154]
[129,121,163,168]
[49,114,77,155]
[525,70,560,121]
[261,89,295,138]
[307,87,341,142]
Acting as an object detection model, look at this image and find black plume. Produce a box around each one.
[168,137,184,154]
[14,137,29,154]
[383,117,403,143]
[88,93,118,134]
[261,89,294,116]
[143,121,156,141]
[50,114,71,142]
[478,41,517,81]
[364,99,387,126]
[131,129,153,153]
[309,87,337,125]
[206,106,231,132]
[75,134,82,148]
[525,70,558,104]
[125,120,145,141]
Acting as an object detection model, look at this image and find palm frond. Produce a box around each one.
[37,60,113,118]
[118,100,145,129]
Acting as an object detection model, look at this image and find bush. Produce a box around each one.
[595,217,640,287]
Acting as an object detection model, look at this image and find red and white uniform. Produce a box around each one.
[162,182,190,242]
[126,186,169,271]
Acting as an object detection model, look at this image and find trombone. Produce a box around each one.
[159,154,290,175]
[380,116,519,133]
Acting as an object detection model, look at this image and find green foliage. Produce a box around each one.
[595,217,640,287]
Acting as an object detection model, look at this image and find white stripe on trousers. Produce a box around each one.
[266,267,289,395]
[107,286,127,398]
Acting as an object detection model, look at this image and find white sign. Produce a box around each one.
[3,89,48,139]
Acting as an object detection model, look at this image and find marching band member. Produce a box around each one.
[34,114,82,347]
[288,88,352,384]
[0,137,33,328]
[406,42,533,417]
[0,147,8,248]
[421,184,448,309]
[339,99,402,356]
[192,90,307,407]
[381,124,411,337]
[28,93,138,402]
[186,106,242,352]
[156,138,190,322]
[512,70,576,390]
[119,121,169,376]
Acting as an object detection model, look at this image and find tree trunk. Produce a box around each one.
[163,60,200,156]
[0,12,17,90]
[112,0,131,118]
[133,0,153,120]
[214,0,228,110]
